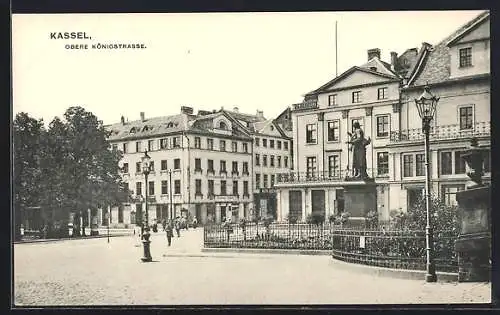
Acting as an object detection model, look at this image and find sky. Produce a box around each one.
[12,10,486,125]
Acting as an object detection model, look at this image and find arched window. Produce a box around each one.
[219,121,227,130]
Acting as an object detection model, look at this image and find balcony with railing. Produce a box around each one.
[291,100,318,112]
[390,121,490,143]
[276,169,378,185]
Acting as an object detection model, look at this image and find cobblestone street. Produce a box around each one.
[14,228,491,306]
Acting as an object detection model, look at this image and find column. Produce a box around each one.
[215,204,221,223]
[324,188,330,222]
[276,190,282,221]
[301,189,307,221]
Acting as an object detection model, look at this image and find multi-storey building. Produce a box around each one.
[104,106,292,227]
[275,11,490,222]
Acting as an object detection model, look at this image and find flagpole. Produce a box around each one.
[335,20,338,77]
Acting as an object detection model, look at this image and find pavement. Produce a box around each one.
[13,228,491,306]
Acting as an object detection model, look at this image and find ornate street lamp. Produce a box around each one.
[414,85,439,283]
[140,151,153,262]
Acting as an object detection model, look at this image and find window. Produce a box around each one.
[232,141,238,152]
[403,154,414,177]
[207,138,214,150]
[255,138,260,146]
[118,206,123,223]
[174,180,181,194]
[459,47,472,68]
[352,91,362,103]
[195,158,202,171]
[124,183,129,194]
[208,159,214,172]
[328,155,340,178]
[270,155,275,167]
[136,182,142,196]
[220,180,227,195]
[220,160,227,173]
[263,139,267,147]
[255,173,261,189]
[263,174,268,188]
[219,121,227,130]
[112,144,118,151]
[376,115,390,137]
[243,162,249,174]
[263,155,268,167]
[136,141,142,153]
[306,156,317,178]
[459,106,473,130]
[284,156,289,168]
[277,141,282,149]
[172,137,180,148]
[374,152,388,177]
[122,143,128,153]
[270,140,275,149]
[220,140,226,151]
[242,143,248,153]
[232,180,238,196]
[208,180,214,195]
[306,124,317,144]
[122,163,129,173]
[148,181,155,196]
[136,162,141,173]
[284,142,288,150]
[351,118,364,133]
[442,185,465,206]
[328,94,337,106]
[174,158,181,170]
[377,87,388,100]
[194,137,201,149]
[440,152,452,175]
[327,120,340,142]
[149,161,155,172]
[232,161,238,174]
[243,181,249,195]
[161,160,167,171]
[148,140,154,151]
[455,151,466,174]
[416,154,425,176]
[160,138,168,149]
[161,180,168,195]
[277,156,282,168]
[195,179,202,195]
[271,175,275,187]
[484,150,491,173]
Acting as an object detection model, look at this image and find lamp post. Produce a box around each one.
[414,85,439,283]
[140,151,153,262]
[169,169,173,220]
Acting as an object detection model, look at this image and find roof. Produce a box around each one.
[408,11,490,87]
[106,114,190,141]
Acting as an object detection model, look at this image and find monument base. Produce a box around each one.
[342,181,377,218]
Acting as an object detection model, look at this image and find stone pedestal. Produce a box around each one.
[342,181,377,221]
[454,185,491,282]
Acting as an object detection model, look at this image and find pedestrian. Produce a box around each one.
[161,218,167,232]
[165,219,173,246]
[192,217,198,229]
[174,217,181,237]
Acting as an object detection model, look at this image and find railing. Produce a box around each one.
[390,121,490,143]
[276,169,378,184]
[292,100,318,112]
[203,222,458,273]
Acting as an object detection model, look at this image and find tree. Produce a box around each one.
[13,113,45,240]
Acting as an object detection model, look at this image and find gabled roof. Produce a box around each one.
[106,114,190,141]
[406,11,490,87]
[360,57,399,78]
[446,11,490,47]
[305,65,399,96]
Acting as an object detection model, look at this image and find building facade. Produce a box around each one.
[275,11,490,222]
[104,106,292,227]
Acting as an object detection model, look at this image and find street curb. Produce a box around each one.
[329,258,458,282]
[14,233,133,244]
[202,247,332,256]
[202,247,457,282]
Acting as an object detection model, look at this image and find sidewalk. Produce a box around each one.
[15,228,134,244]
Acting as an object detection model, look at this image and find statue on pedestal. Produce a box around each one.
[347,122,371,179]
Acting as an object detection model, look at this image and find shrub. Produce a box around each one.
[365,210,378,228]
[239,218,247,228]
[306,213,325,225]
[287,215,298,224]
[261,215,273,228]
[328,214,336,224]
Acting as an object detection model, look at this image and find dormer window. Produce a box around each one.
[167,122,174,128]
[219,121,228,130]
[459,47,472,68]
[130,127,137,134]
[142,125,151,132]
[370,67,377,72]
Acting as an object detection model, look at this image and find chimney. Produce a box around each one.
[181,106,194,115]
[233,106,239,113]
[120,116,125,125]
[140,112,145,122]
[198,110,211,116]
[367,48,381,61]
[390,51,398,70]
[256,110,264,119]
